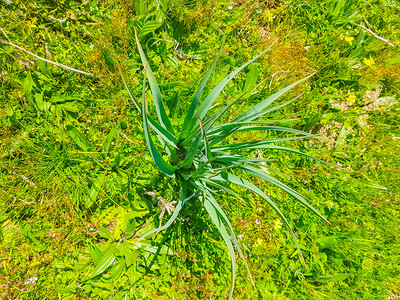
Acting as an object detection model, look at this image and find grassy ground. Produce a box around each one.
[1,0,399,299]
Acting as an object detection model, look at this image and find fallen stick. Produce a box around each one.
[352,23,395,47]
[0,28,96,77]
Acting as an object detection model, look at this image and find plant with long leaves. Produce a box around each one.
[117,29,332,299]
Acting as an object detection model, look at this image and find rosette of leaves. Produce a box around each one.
[117,29,331,299]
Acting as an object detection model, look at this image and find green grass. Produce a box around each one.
[1,0,399,299]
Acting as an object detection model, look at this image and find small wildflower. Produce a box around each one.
[227,5,233,9]
[16,280,23,286]
[363,56,375,67]
[325,201,334,209]
[273,219,282,229]
[24,276,38,285]
[255,238,264,247]
[263,10,274,23]
[340,33,354,45]
[346,91,357,105]
[344,36,354,45]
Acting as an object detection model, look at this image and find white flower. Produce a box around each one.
[24,277,38,285]
[227,5,233,9]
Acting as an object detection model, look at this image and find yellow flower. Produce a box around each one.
[363,56,375,67]
[264,10,274,23]
[255,238,264,247]
[346,91,356,105]
[273,219,282,229]
[344,36,354,45]
[340,33,354,45]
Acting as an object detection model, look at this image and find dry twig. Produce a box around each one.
[352,23,395,47]
[0,28,96,77]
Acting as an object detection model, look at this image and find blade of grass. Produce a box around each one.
[115,56,178,148]
[233,74,314,123]
[181,41,225,138]
[142,71,176,177]
[203,196,237,299]
[134,27,174,133]
[208,96,303,145]
[211,136,312,151]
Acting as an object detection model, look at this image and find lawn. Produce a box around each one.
[0,0,399,299]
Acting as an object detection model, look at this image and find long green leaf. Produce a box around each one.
[189,41,277,134]
[208,96,302,145]
[203,179,246,204]
[142,74,176,177]
[115,56,141,111]
[213,154,272,165]
[209,172,306,266]
[197,114,211,160]
[239,165,332,226]
[211,136,311,152]
[209,123,316,138]
[181,42,225,138]
[233,75,313,123]
[203,195,237,299]
[87,173,106,208]
[134,27,174,133]
[211,142,321,163]
[209,124,319,146]
[198,186,255,290]
[115,56,178,148]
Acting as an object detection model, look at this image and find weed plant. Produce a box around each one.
[0,0,399,299]
[116,28,333,298]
